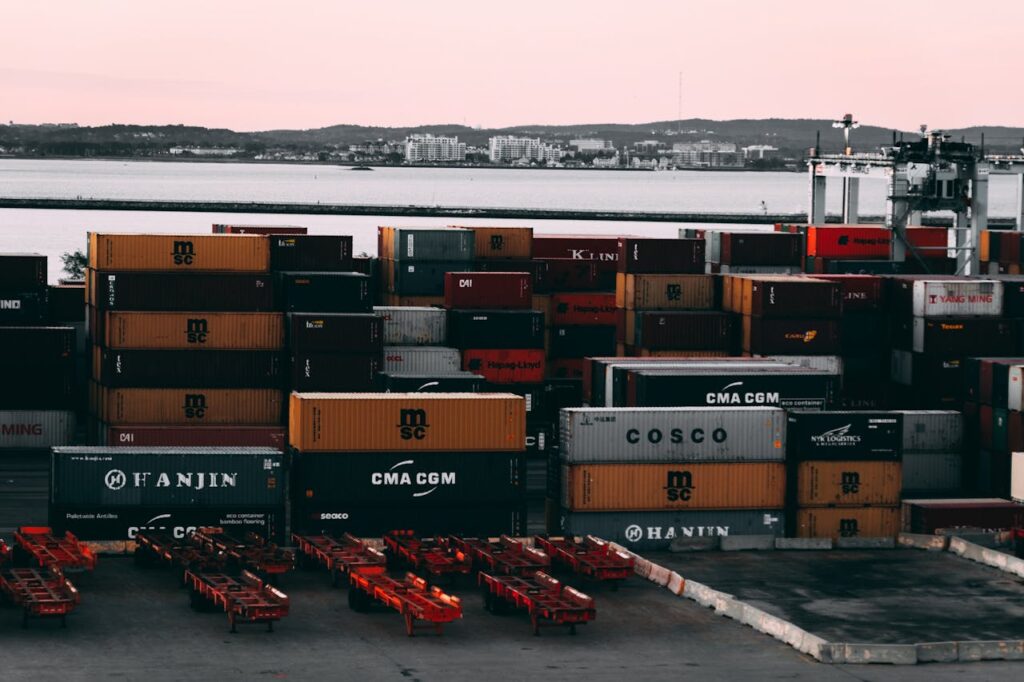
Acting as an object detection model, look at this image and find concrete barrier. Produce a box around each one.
[835,536,896,549]
[833,643,918,665]
[668,536,720,552]
[898,533,949,551]
[774,538,832,550]
[721,535,775,551]
[957,640,1024,662]
[916,642,959,663]
[948,537,1024,578]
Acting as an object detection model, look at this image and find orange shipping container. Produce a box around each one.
[560,462,786,511]
[615,274,715,310]
[453,226,534,259]
[794,506,899,540]
[104,312,284,350]
[88,233,269,272]
[92,385,284,425]
[797,461,901,507]
[289,393,526,452]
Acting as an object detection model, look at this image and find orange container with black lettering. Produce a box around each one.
[88,233,269,271]
[103,312,284,350]
[794,506,899,540]
[92,385,284,425]
[796,461,902,506]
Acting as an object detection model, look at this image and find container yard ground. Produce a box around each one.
[0,557,1016,682]
[650,549,1024,644]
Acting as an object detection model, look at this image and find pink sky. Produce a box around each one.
[3,1,1022,131]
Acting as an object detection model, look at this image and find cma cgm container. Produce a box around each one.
[277,272,372,313]
[796,461,902,505]
[444,272,532,309]
[291,353,381,392]
[87,271,276,311]
[616,238,704,274]
[892,279,1003,317]
[448,310,544,349]
[561,462,786,511]
[560,510,785,552]
[375,307,446,345]
[0,253,47,289]
[462,349,545,384]
[379,227,474,262]
[379,372,485,393]
[92,349,284,388]
[0,411,76,450]
[794,507,899,540]
[601,359,787,408]
[615,274,715,310]
[104,312,284,350]
[288,393,526,452]
[287,313,383,353]
[627,367,837,410]
[103,426,285,449]
[269,235,353,271]
[453,226,533,260]
[92,386,284,425]
[88,233,270,271]
[559,407,785,463]
[786,411,902,460]
[383,346,461,374]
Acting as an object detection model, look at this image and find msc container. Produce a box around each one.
[559,407,786,463]
[290,502,523,537]
[628,311,735,350]
[88,233,270,271]
[269,235,353,271]
[550,326,617,359]
[386,260,475,296]
[560,509,785,552]
[50,447,285,507]
[627,367,838,410]
[561,462,786,511]
[902,452,962,493]
[743,316,841,355]
[896,411,963,453]
[0,291,47,324]
[0,410,76,450]
[291,451,524,506]
[900,498,1024,533]
[805,226,891,259]
[786,411,902,461]
[383,346,461,374]
[88,271,276,311]
[533,235,619,261]
[104,312,284,350]
[47,284,85,322]
[615,273,715,311]
[379,227,475,262]
[796,461,902,506]
[49,505,285,543]
[794,507,899,540]
[551,293,617,326]
[103,425,285,449]
[443,272,532,309]
[462,349,545,384]
[894,279,1003,317]
[288,393,526,452]
[910,317,1016,355]
[375,306,446,346]
[715,232,802,266]
[278,272,372,313]
[93,349,283,388]
[730,277,842,318]
[287,313,383,353]
[92,386,284,426]
[0,253,47,290]
[616,238,704,274]
[448,310,544,349]
[379,372,485,393]
[452,226,533,259]
[291,353,381,391]
[213,224,306,235]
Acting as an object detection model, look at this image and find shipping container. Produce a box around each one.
[291,451,524,506]
[383,346,461,374]
[92,386,284,425]
[794,507,899,540]
[448,310,544,349]
[890,351,963,391]
[286,313,382,353]
[728,277,842,318]
[906,227,950,259]
[1005,366,1024,411]
[385,260,476,296]
[743,316,841,355]
[1012,452,1023,503]
[0,291,47,324]
[0,368,75,410]
[92,348,284,388]
[269,235,353,271]
[805,226,891,259]
[716,264,802,275]
[900,498,1024,533]
[0,410,75,450]
[379,372,485,393]
[627,311,735,350]
[902,452,962,493]
[757,355,843,375]
[615,273,715,311]
[47,284,85,322]
[444,272,532,309]
[560,509,784,551]
[786,411,902,460]
[213,224,306,235]
[550,325,617,359]
[288,393,526,452]
[0,253,47,290]
[539,259,616,293]
[290,502,523,537]
[594,358,787,408]
[451,226,533,259]
[796,461,901,506]
[102,425,286,449]
[910,317,1016,355]
[896,411,963,453]
[379,227,475,262]
[103,312,284,350]
[551,293,616,326]
[890,278,1001,318]
[49,505,285,543]
[809,274,885,311]
[88,233,269,271]
[462,349,546,384]
[278,272,371,313]
[713,232,802,266]
[616,238,704,274]
[559,407,785,463]
[561,462,786,511]
[533,235,620,261]
[627,366,838,410]
[547,358,585,378]
[88,271,276,312]
[526,421,553,457]
[375,306,446,346]
[993,276,1024,317]
[0,326,75,358]
[291,353,381,392]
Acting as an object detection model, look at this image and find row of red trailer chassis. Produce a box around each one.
[0,527,94,627]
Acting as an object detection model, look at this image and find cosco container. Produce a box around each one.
[902,452,962,493]
[626,311,735,350]
[896,411,963,453]
[269,235,353,271]
[742,316,841,355]
[288,393,526,452]
[448,310,544,349]
[900,498,1024,533]
[92,349,284,388]
[88,233,270,271]
[277,272,372,313]
[103,426,286,449]
[88,271,276,311]
[551,293,617,326]
[786,411,902,460]
[291,353,381,391]
[616,238,704,274]
[626,366,837,410]
[0,291,47,324]
[383,346,461,374]
[794,507,899,540]
[104,312,284,350]
[443,272,532,309]
[0,253,47,290]
[287,313,383,353]
[894,279,1002,317]
[379,372,485,393]
[385,260,476,296]
[560,462,786,511]
[559,407,785,463]
[453,226,533,259]
[615,273,715,311]
[462,349,545,384]
[290,502,523,537]
[375,307,446,345]
[796,460,902,505]
[379,227,474,262]
[0,410,76,450]
[92,386,284,425]
[560,509,785,551]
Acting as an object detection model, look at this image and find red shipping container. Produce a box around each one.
[551,293,617,326]
[548,358,585,379]
[806,226,891,259]
[462,348,545,384]
[999,231,1022,264]
[213,224,307,235]
[533,235,622,261]
[539,259,617,292]
[810,274,885,311]
[104,425,286,449]
[906,227,949,260]
[616,238,704,274]
[444,271,532,309]
[979,404,994,450]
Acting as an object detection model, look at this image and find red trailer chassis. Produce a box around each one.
[134,531,227,581]
[292,533,386,585]
[478,571,596,635]
[0,567,80,628]
[534,535,635,586]
[348,570,462,636]
[14,526,97,573]
[445,535,550,577]
[192,527,295,577]
[184,569,289,633]
[384,530,472,579]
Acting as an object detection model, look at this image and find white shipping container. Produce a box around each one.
[902,452,962,493]
[383,346,461,374]
[0,411,76,450]
[1013,452,1024,503]
[911,280,1002,317]
[1008,366,1024,412]
[713,264,801,275]
[896,411,963,452]
[560,407,786,463]
[375,306,446,345]
[758,355,843,376]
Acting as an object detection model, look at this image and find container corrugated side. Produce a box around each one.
[49,505,285,542]
[560,462,786,511]
[288,393,526,452]
[383,346,461,374]
[614,274,715,310]
[896,411,963,452]
[559,407,785,463]
[910,280,1002,317]
[796,461,902,506]
[89,233,269,272]
[902,452,962,493]
[375,307,447,345]
[105,312,284,350]
[103,425,285,449]
[0,410,76,449]
[560,509,784,551]
[94,386,284,425]
[794,507,899,540]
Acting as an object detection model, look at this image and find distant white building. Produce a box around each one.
[570,138,612,152]
[591,154,621,168]
[488,135,562,163]
[742,145,780,160]
[404,134,466,162]
[670,141,742,168]
[632,140,664,155]
[169,147,240,156]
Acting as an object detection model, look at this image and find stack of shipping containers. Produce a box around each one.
[897,411,964,497]
[702,231,802,275]
[379,227,475,306]
[963,356,1024,497]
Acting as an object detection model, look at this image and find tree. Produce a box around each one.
[61,249,87,280]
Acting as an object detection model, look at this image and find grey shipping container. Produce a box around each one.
[896,411,963,453]
[560,509,785,552]
[375,306,447,345]
[902,452,963,493]
[383,346,461,374]
[50,447,285,508]
[49,506,284,542]
[758,355,843,376]
[0,410,76,450]
[388,228,475,262]
[559,407,785,463]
